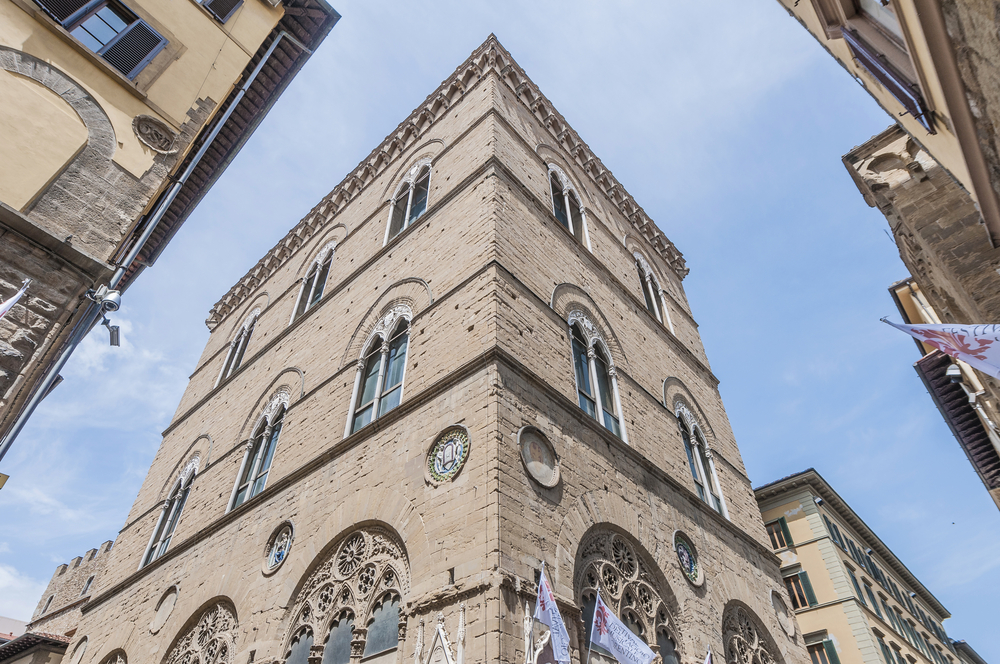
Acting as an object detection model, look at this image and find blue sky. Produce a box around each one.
[1,0,997,660]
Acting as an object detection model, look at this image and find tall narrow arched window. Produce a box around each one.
[386,160,431,243]
[229,391,289,511]
[675,405,728,518]
[286,629,314,664]
[294,242,335,322]
[549,165,588,246]
[217,309,259,386]
[141,456,199,568]
[363,593,400,658]
[346,308,411,436]
[321,612,354,664]
[634,252,674,334]
[568,311,627,442]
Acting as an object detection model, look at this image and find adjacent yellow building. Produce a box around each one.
[0,0,339,460]
[755,470,965,664]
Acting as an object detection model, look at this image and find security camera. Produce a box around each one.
[946,364,962,382]
[814,497,824,505]
[101,289,121,312]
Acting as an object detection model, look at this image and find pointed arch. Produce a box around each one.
[227,385,292,511]
[550,284,628,373]
[722,601,785,664]
[161,598,239,664]
[291,240,337,322]
[545,162,592,249]
[384,157,433,244]
[339,278,433,370]
[667,383,728,519]
[142,452,200,568]
[216,307,261,386]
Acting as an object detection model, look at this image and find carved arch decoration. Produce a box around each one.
[98,649,128,664]
[550,284,629,373]
[662,379,717,445]
[722,602,784,664]
[281,525,410,661]
[162,600,239,664]
[379,141,444,199]
[224,293,269,340]
[387,156,434,201]
[233,380,297,447]
[574,527,682,656]
[295,224,348,278]
[339,279,433,369]
[158,435,213,499]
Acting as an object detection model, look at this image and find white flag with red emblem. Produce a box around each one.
[0,280,29,321]
[588,591,655,664]
[883,319,1000,378]
[534,565,571,663]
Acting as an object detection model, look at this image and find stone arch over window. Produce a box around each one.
[161,599,239,664]
[345,305,412,436]
[292,240,337,322]
[217,308,260,386]
[67,637,88,664]
[575,527,681,664]
[142,454,199,568]
[633,250,674,334]
[547,163,591,248]
[384,157,432,244]
[673,399,727,519]
[567,309,628,443]
[228,387,290,511]
[282,525,410,664]
[722,602,784,664]
[99,649,128,664]
[550,284,629,374]
[157,435,212,499]
[339,279,433,370]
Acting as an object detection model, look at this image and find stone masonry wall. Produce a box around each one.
[27,541,114,638]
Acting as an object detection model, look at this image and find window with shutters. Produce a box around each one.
[847,565,867,606]
[765,518,792,550]
[384,160,431,244]
[808,642,842,664]
[200,0,243,23]
[784,572,817,610]
[34,0,168,80]
[866,584,882,618]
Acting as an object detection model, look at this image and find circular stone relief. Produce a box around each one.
[518,426,560,488]
[673,531,704,586]
[262,521,294,575]
[132,115,177,154]
[426,426,470,484]
[150,587,177,634]
[772,590,796,637]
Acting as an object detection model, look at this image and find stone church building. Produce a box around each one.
[22,36,810,664]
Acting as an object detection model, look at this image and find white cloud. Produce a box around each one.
[0,564,46,620]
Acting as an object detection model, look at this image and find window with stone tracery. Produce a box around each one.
[722,605,781,664]
[548,164,588,246]
[576,530,679,663]
[142,455,198,568]
[569,311,626,442]
[294,242,336,321]
[217,309,259,386]
[634,252,674,334]
[163,602,239,664]
[386,160,431,243]
[229,390,289,511]
[675,404,727,518]
[282,527,409,664]
[348,307,410,435]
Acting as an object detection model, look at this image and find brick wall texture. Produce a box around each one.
[56,37,810,664]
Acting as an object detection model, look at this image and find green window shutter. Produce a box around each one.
[799,572,818,606]
[779,517,793,546]
[823,641,842,664]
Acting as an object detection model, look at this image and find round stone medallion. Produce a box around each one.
[673,531,703,586]
[518,426,560,488]
[427,426,470,484]
[262,521,294,575]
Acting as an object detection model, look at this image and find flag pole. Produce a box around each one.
[585,591,597,664]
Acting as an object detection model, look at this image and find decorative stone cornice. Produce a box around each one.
[205,35,686,330]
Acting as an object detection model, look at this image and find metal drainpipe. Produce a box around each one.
[0,31,313,465]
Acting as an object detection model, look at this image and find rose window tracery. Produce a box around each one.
[283,527,409,661]
[723,606,780,664]
[164,602,238,664]
[575,531,679,652]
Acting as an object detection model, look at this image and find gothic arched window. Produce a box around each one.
[675,405,727,518]
[347,308,410,435]
[229,390,289,511]
[386,160,431,243]
[217,309,259,386]
[362,593,400,657]
[549,165,588,246]
[294,243,335,321]
[569,312,626,441]
[321,612,354,664]
[141,456,199,568]
[286,629,314,664]
[723,605,782,664]
[634,252,674,333]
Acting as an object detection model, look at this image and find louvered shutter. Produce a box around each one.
[798,572,818,606]
[100,20,166,79]
[34,0,91,24]
[778,517,793,546]
[823,641,842,664]
[203,0,243,23]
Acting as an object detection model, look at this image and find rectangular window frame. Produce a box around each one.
[766,517,792,550]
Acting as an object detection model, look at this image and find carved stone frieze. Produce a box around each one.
[164,602,238,664]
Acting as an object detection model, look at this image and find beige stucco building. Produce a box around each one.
[2,36,813,664]
[756,471,964,664]
[0,0,340,463]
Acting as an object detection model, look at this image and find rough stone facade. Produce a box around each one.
[26,541,114,639]
[54,37,811,664]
